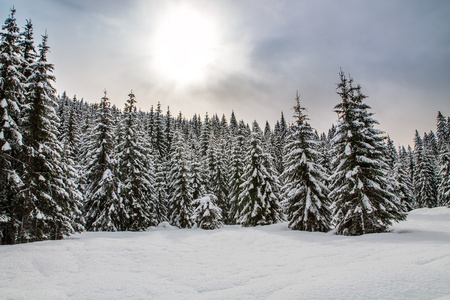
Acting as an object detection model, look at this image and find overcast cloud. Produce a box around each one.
[1,0,449,146]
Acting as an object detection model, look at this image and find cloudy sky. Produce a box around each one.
[2,0,449,146]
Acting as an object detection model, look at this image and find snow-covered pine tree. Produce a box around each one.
[329,71,406,236]
[229,111,238,135]
[192,194,223,230]
[436,111,449,153]
[165,106,173,156]
[438,142,450,207]
[19,33,84,241]
[19,19,36,87]
[200,113,211,157]
[237,131,282,226]
[115,91,156,230]
[152,102,167,159]
[228,122,248,223]
[394,146,415,211]
[413,130,438,208]
[0,7,25,244]
[83,91,121,231]
[168,131,193,228]
[206,138,230,223]
[190,152,207,201]
[153,156,169,224]
[59,95,81,162]
[282,92,331,232]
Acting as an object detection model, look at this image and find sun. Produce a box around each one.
[152,5,219,86]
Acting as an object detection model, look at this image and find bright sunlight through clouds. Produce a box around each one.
[152,4,219,86]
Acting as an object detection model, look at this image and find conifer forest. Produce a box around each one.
[2,8,450,245]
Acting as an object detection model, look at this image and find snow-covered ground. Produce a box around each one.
[1,208,450,300]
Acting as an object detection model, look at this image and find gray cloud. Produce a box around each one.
[1,0,449,146]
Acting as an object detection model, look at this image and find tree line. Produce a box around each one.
[1,8,449,244]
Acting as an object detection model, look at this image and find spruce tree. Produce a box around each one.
[153,156,169,224]
[394,147,415,210]
[438,143,450,206]
[83,91,121,231]
[329,71,405,235]
[413,130,438,208]
[206,138,230,223]
[153,102,167,158]
[192,195,223,230]
[115,91,156,230]
[436,111,448,153]
[282,92,331,232]
[228,122,247,223]
[19,34,83,241]
[0,7,25,244]
[168,131,193,228]
[237,131,282,226]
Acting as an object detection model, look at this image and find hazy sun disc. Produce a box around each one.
[153,6,219,86]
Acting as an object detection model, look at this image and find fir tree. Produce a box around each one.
[329,71,405,236]
[115,91,156,230]
[438,143,450,206]
[192,195,223,230]
[237,131,282,226]
[206,138,230,222]
[168,131,193,228]
[436,111,448,153]
[19,34,83,241]
[0,7,25,244]
[153,102,167,158]
[228,123,247,223]
[394,147,415,211]
[83,91,121,231]
[153,156,169,224]
[200,113,211,157]
[413,130,438,208]
[282,92,331,232]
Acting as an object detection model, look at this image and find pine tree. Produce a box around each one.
[0,7,25,244]
[200,113,211,157]
[153,156,169,224]
[436,111,448,153]
[59,96,81,160]
[438,143,450,206]
[228,123,247,223]
[153,102,167,158]
[282,92,331,232]
[329,71,405,236]
[229,111,238,135]
[19,34,83,241]
[168,131,193,228]
[206,138,230,223]
[192,195,223,230]
[115,91,156,230]
[83,91,121,231]
[394,147,415,211]
[237,131,282,226]
[413,130,438,208]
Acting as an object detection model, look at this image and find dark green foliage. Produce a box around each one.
[237,132,282,226]
[192,195,223,230]
[329,71,406,236]
[282,92,331,232]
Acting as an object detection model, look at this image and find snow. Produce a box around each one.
[1,207,450,300]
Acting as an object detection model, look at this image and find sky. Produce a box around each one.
[1,0,449,146]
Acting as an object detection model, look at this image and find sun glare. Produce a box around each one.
[152,6,219,86]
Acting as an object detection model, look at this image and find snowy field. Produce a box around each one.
[1,208,450,300]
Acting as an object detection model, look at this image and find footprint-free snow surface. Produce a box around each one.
[1,207,450,300]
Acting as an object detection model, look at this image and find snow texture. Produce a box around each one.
[1,207,450,299]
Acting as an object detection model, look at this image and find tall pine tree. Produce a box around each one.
[282,92,331,232]
[329,71,405,235]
